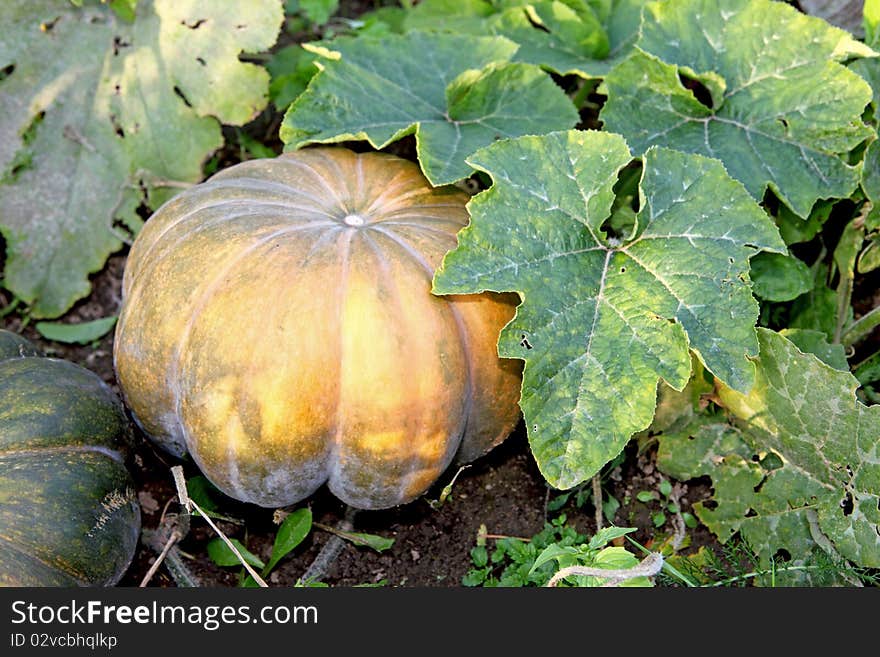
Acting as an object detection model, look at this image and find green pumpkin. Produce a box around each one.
[0,330,141,586]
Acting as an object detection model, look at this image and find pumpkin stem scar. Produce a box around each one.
[343,214,365,226]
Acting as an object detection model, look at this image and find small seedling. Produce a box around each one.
[427,465,470,510]
[208,507,313,587]
[34,316,117,346]
[635,478,697,531]
[463,515,654,587]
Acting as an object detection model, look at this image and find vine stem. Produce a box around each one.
[301,506,358,584]
[592,474,603,530]
[546,552,665,587]
[139,530,181,587]
[571,80,598,110]
[842,305,880,347]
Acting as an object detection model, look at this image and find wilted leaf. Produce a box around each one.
[0,0,283,317]
[323,527,394,552]
[433,130,784,488]
[207,538,266,569]
[658,329,880,583]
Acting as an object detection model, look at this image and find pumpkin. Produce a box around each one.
[114,147,522,510]
[0,330,140,586]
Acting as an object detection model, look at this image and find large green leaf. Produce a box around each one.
[0,0,283,317]
[658,329,880,582]
[601,0,875,218]
[433,130,784,488]
[280,31,578,185]
[398,0,645,79]
[491,0,645,78]
[849,0,880,109]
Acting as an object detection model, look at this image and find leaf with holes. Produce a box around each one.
[433,130,784,489]
[657,329,880,584]
[600,0,875,218]
[279,31,579,185]
[0,0,283,318]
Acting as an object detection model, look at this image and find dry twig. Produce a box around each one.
[546,552,664,588]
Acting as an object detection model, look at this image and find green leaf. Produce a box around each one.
[858,236,880,273]
[774,200,833,245]
[186,475,240,523]
[790,265,848,341]
[601,0,875,217]
[107,0,138,22]
[588,525,636,549]
[402,0,496,33]
[854,350,880,385]
[748,252,813,302]
[433,130,784,489]
[861,140,880,226]
[832,218,864,343]
[603,494,621,523]
[0,0,283,318]
[266,45,319,111]
[471,545,489,568]
[235,130,277,160]
[850,0,880,107]
[651,511,666,527]
[658,329,880,580]
[34,316,117,344]
[649,357,714,434]
[280,31,578,185]
[492,0,645,78]
[636,490,657,503]
[401,0,645,78]
[529,543,578,574]
[591,546,651,586]
[778,328,849,371]
[319,526,394,552]
[865,0,880,48]
[264,508,312,575]
[206,538,266,569]
[298,0,338,26]
[658,479,673,497]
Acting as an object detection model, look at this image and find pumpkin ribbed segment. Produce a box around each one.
[0,331,140,587]
[115,148,522,509]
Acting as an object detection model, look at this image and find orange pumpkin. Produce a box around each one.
[114,148,522,509]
